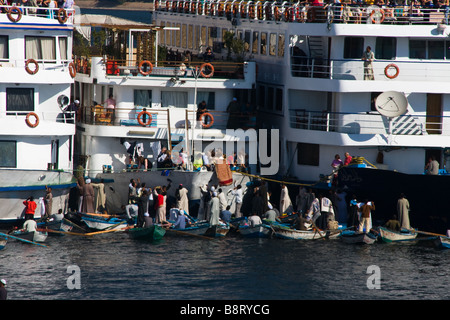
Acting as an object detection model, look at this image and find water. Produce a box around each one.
[1,230,449,302]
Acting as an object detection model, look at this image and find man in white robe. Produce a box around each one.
[280,184,293,214]
[397,193,411,229]
[209,192,221,226]
[176,184,189,215]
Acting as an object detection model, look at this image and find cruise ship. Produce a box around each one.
[0,4,76,224]
[72,13,257,215]
[153,1,450,232]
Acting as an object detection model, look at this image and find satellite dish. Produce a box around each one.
[375,91,408,118]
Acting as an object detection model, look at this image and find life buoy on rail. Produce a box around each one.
[200,112,214,129]
[384,63,399,79]
[68,62,76,78]
[25,59,39,75]
[26,112,39,128]
[369,9,385,24]
[57,8,68,24]
[7,6,22,23]
[137,111,153,126]
[138,60,153,76]
[200,63,214,78]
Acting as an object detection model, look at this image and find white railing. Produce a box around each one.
[0,4,75,24]
[290,58,450,82]
[289,109,450,136]
[156,0,450,25]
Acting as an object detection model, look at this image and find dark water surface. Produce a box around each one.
[1,230,449,301]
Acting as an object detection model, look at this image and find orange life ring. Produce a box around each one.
[7,6,22,23]
[25,59,39,75]
[370,9,385,24]
[138,60,153,76]
[200,112,214,128]
[137,111,153,126]
[57,8,68,24]
[26,112,39,128]
[248,5,255,19]
[274,6,281,21]
[384,64,399,79]
[68,62,76,78]
[200,63,214,78]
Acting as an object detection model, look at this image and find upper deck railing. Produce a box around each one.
[0,4,74,24]
[155,0,450,25]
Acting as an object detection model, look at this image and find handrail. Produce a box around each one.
[156,0,450,25]
[289,109,450,135]
[0,5,75,24]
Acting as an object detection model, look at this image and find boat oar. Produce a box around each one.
[0,232,47,248]
[408,229,446,238]
[165,228,213,240]
[85,221,128,236]
[37,229,88,237]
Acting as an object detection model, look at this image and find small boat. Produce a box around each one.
[340,230,377,244]
[0,235,7,250]
[81,213,129,231]
[128,225,166,242]
[238,224,272,238]
[272,225,326,240]
[37,217,75,236]
[204,223,230,238]
[10,230,48,243]
[434,236,450,249]
[167,221,211,237]
[378,227,418,243]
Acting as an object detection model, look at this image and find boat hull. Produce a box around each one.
[0,237,6,250]
[81,214,129,231]
[0,170,76,223]
[11,230,48,243]
[379,227,418,242]
[337,166,450,234]
[167,222,211,236]
[272,226,326,240]
[341,231,377,244]
[204,224,230,238]
[434,236,450,249]
[128,225,166,242]
[239,224,272,238]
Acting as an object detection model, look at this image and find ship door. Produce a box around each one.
[51,139,59,170]
[426,93,442,134]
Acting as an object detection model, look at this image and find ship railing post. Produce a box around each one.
[307,112,311,130]
[311,58,315,78]
[330,59,333,79]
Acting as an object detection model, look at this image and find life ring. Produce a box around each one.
[200,63,214,78]
[26,112,39,128]
[274,6,281,21]
[248,4,255,19]
[25,59,39,75]
[370,9,385,24]
[200,112,214,128]
[57,8,68,24]
[384,63,399,79]
[7,6,22,23]
[68,62,76,78]
[138,60,153,76]
[137,111,153,126]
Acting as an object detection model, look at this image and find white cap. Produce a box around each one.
[1,279,6,286]
[85,179,91,184]
[74,99,80,104]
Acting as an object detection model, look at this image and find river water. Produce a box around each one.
[1,229,449,304]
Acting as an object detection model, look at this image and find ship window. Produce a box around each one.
[297,143,319,166]
[244,31,251,53]
[375,37,396,60]
[0,141,16,168]
[201,26,207,49]
[278,34,285,57]
[0,36,8,61]
[181,24,187,48]
[344,37,364,59]
[409,40,426,59]
[197,92,215,110]
[269,33,277,56]
[275,88,283,111]
[59,37,68,61]
[161,91,188,108]
[25,36,56,62]
[134,90,152,109]
[260,32,267,55]
[428,41,444,59]
[6,88,34,114]
[252,31,259,54]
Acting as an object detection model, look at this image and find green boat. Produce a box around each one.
[128,225,166,242]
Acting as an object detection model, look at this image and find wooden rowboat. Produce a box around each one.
[378,227,418,243]
[10,230,48,243]
[340,230,377,244]
[434,236,450,249]
[0,235,7,250]
[204,224,230,238]
[81,213,129,231]
[272,225,326,240]
[238,224,272,238]
[128,225,166,242]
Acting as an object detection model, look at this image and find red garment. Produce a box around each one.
[344,156,352,166]
[155,194,164,208]
[23,200,37,215]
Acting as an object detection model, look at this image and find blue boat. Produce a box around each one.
[340,230,378,244]
[238,223,272,238]
[435,236,450,249]
[0,235,6,250]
